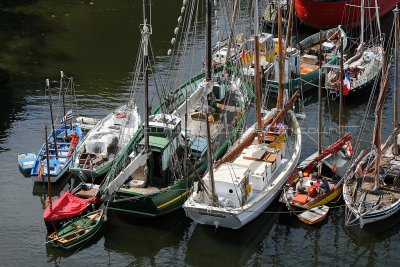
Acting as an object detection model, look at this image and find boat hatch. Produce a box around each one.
[139,136,169,152]
[212,84,226,102]
[190,137,207,158]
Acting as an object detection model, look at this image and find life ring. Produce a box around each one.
[115,112,126,118]
[326,29,340,41]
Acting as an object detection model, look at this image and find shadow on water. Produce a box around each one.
[185,200,283,267]
[32,173,76,197]
[0,4,67,154]
[0,8,69,76]
[103,209,191,264]
[0,0,39,9]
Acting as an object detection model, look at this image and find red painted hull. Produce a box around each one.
[295,0,399,29]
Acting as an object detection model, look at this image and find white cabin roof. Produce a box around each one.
[149,114,181,129]
[204,164,249,185]
[204,145,271,185]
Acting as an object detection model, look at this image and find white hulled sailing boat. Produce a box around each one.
[325,0,383,100]
[183,0,301,229]
[343,6,400,231]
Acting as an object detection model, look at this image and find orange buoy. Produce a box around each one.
[115,112,126,118]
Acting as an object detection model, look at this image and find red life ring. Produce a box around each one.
[115,112,126,118]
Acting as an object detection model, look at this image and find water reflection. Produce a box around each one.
[185,200,282,266]
[103,209,191,265]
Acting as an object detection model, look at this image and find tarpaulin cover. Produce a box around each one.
[43,192,97,221]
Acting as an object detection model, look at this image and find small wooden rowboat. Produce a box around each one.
[47,209,104,249]
[298,205,329,225]
[18,152,36,173]
[43,182,100,233]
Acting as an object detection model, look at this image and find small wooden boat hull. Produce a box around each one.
[18,152,36,173]
[48,209,104,250]
[44,183,100,233]
[298,205,329,225]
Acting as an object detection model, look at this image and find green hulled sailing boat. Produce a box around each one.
[101,0,252,217]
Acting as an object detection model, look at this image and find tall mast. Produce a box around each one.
[60,71,68,139]
[276,0,283,111]
[205,0,216,205]
[143,2,151,183]
[255,0,262,144]
[394,6,399,155]
[339,37,344,138]
[374,52,386,189]
[318,31,323,156]
[46,79,58,159]
[374,0,382,38]
[206,0,212,81]
[360,0,364,45]
[69,77,74,129]
[45,126,52,208]
[283,0,294,59]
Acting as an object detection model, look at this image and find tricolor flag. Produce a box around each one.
[343,71,351,96]
[60,110,73,123]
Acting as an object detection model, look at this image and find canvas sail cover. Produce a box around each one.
[43,192,97,221]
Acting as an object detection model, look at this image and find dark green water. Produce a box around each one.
[1,0,400,266]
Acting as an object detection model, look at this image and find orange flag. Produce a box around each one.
[332,162,337,173]
[38,162,43,178]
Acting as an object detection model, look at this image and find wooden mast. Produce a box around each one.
[45,126,52,208]
[375,52,386,189]
[46,79,58,159]
[205,0,216,205]
[394,5,399,155]
[283,0,294,59]
[255,0,262,144]
[276,0,283,111]
[339,37,344,138]
[60,71,68,139]
[318,30,323,175]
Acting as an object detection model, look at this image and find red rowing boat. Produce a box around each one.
[295,0,398,29]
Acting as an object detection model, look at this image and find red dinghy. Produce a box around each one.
[295,0,398,29]
[43,184,99,233]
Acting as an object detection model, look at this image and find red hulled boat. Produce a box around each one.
[295,0,398,29]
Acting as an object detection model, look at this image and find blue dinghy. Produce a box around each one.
[18,152,36,173]
[31,124,82,183]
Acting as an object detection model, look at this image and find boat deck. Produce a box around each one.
[346,148,400,213]
[119,166,161,195]
[184,90,243,154]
